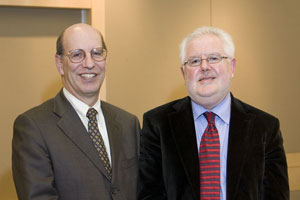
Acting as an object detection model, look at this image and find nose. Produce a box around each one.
[200,59,210,71]
[83,53,94,69]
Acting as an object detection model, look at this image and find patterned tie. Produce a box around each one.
[86,108,112,179]
[199,112,220,200]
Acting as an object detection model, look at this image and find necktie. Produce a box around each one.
[199,112,220,200]
[86,108,112,179]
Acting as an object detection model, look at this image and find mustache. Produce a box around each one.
[198,71,216,81]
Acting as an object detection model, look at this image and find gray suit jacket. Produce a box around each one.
[12,90,140,200]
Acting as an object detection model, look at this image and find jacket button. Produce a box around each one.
[111,187,119,195]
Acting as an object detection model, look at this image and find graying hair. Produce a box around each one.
[179,26,235,65]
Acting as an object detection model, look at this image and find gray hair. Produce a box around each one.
[179,26,235,65]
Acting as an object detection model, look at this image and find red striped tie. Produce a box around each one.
[199,112,220,200]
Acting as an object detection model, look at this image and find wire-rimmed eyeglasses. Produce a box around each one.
[65,47,107,63]
[184,53,228,67]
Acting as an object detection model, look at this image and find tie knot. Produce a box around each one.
[86,108,98,120]
[204,112,216,124]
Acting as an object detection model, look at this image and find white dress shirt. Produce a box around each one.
[63,88,112,165]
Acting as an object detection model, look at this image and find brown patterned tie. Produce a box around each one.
[86,108,112,179]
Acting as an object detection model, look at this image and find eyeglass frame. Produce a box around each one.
[62,47,108,63]
[183,53,229,67]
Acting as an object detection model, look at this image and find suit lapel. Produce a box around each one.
[53,91,111,180]
[226,95,256,200]
[168,97,200,200]
[166,95,256,200]
[101,102,122,181]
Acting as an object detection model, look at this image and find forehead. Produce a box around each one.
[186,34,225,57]
[63,26,102,51]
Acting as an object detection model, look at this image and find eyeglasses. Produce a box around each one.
[184,54,228,67]
[65,47,107,63]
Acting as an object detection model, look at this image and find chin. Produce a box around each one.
[196,89,217,98]
[79,87,100,96]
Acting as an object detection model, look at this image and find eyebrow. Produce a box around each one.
[187,53,221,58]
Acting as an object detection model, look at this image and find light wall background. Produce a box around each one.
[0,0,299,199]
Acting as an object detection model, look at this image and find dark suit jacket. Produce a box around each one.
[12,90,140,200]
[138,95,289,200]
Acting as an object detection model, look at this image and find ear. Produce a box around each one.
[55,55,65,75]
[230,58,236,77]
[104,57,108,67]
[180,66,185,77]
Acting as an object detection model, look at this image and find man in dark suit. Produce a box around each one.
[12,23,140,200]
[138,26,289,200]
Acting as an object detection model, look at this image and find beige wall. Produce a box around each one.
[1,0,300,199]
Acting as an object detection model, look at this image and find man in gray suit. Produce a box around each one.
[12,23,140,200]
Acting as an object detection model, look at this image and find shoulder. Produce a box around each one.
[101,101,140,134]
[17,97,56,120]
[14,89,70,124]
[101,101,138,120]
[16,90,68,120]
[13,97,59,134]
[143,96,190,119]
[232,96,279,123]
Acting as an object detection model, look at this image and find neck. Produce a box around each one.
[192,91,230,110]
[81,96,99,107]
[63,88,100,107]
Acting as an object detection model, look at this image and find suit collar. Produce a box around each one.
[53,89,69,117]
[226,94,256,200]
[53,90,113,181]
[169,97,200,200]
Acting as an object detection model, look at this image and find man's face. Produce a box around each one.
[55,24,106,105]
[181,34,236,109]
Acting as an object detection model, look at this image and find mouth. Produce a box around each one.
[80,73,97,78]
[199,76,215,82]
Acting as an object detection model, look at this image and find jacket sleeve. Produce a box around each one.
[263,118,289,199]
[138,114,167,200]
[12,113,59,200]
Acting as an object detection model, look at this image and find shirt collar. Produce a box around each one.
[191,93,231,124]
[63,88,101,117]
